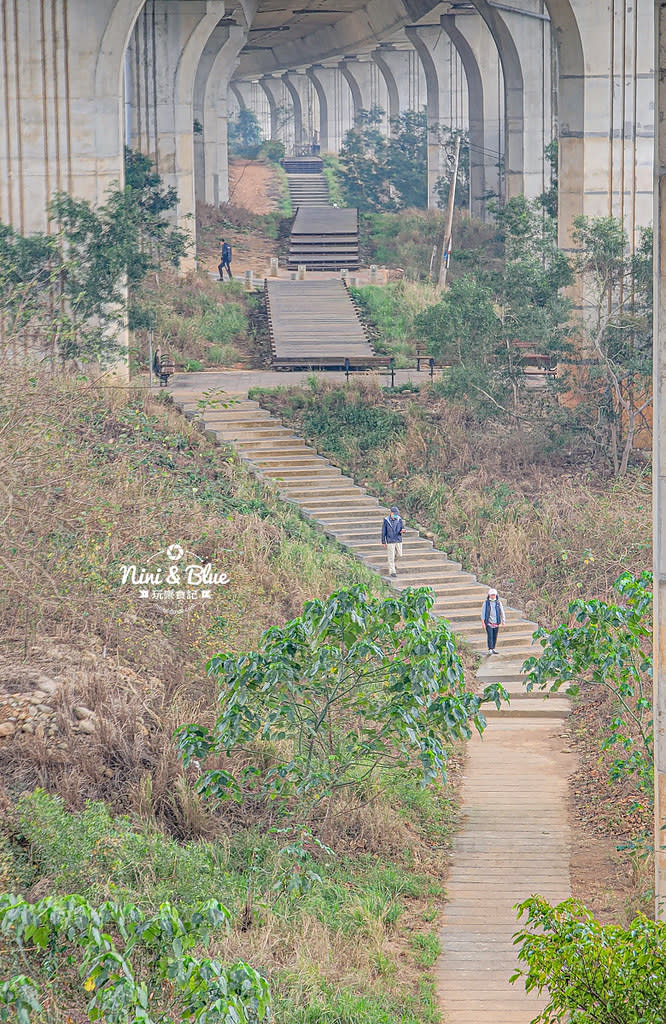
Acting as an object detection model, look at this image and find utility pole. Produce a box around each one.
[438,133,461,290]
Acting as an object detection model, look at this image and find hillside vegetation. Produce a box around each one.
[1,369,465,1024]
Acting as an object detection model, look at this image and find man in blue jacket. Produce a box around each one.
[381,505,403,577]
[218,239,233,280]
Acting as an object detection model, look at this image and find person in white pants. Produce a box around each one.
[381,505,403,578]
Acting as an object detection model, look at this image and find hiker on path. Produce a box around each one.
[481,587,506,654]
[218,239,233,280]
[381,505,403,578]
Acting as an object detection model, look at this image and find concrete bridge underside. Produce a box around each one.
[0,0,654,249]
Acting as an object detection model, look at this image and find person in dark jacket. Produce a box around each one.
[381,505,403,577]
[218,239,233,280]
[480,587,506,654]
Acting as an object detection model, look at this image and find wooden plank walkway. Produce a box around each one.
[288,206,359,269]
[266,278,379,368]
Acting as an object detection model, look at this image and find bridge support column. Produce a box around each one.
[195,23,246,207]
[372,43,426,127]
[307,64,354,154]
[471,0,551,201]
[441,10,504,216]
[127,1,225,268]
[339,57,389,133]
[406,24,469,209]
[260,76,288,146]
[0,0,149,235]
[281,72,310,154]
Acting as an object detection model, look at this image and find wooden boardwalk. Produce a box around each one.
[288,206,359,269]
[266,278,379,369]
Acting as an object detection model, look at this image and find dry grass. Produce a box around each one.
[258,380,651,624]
[0,367,379,834]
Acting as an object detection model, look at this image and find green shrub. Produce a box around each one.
[198,303,247,344]
[209,343,241,365]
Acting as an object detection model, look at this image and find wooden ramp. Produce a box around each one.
[288,206,359,270]
[266,278,379,369]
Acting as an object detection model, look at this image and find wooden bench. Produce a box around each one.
[511,340,557,375]
[153,355,178,387]
[415,347,449,377]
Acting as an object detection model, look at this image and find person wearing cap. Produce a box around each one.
[381,505,403,578]
[481,588,506,654]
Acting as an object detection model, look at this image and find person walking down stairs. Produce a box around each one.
[381,505,403,577]
[481,587,506,654]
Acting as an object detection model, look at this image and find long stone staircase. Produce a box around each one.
[171,388,572,1024]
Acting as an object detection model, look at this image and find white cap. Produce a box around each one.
[488,588,497,596]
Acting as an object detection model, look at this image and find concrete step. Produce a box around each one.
[281,484,365,499]
[246,454,337,468]
[350,539,435,553]
[263,467,344,480]
[312,509,396,523]
[232,440,317,452]
[210,426,298,440]
[369,564,468,581]
[484,698,569,719]
[300,495,382,510]
[326,529,422,545]
[363,555,461,572]
[203,409,275,423]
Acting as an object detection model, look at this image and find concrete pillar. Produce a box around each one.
[339,57,389,133]
[307,64,355,154]
[372,43,427,127]
[195,23,246,207]
[0,0,149,235]
[232,80,271,140]
[406,24,469,208]
[653,0,666,922]
[471,0,551,202]
[259,77,281,142]
[549,0,653,257]
[573,0,653,247]
[441,10,505,215]
[465,0,525,200]
[127,1,226,267]
[281,72,307,152]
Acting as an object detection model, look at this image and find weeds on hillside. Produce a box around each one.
[350,280,442,366]
[131,267,267,370]
[0,368,378,830]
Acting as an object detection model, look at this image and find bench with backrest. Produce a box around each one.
[153,354,179,387]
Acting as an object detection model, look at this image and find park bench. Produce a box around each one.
[153,354,179,387]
